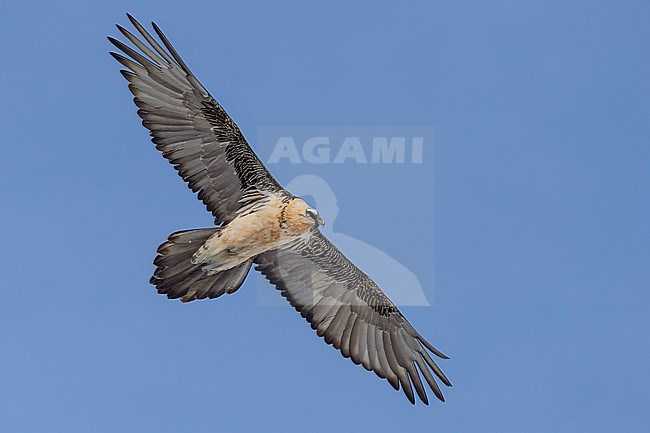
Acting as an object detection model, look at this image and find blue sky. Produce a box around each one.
[1,1,649,432]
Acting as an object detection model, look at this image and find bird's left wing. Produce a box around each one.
[108,15,284,225]
[255,230,451,405]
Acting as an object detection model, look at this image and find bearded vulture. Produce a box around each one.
[108,14,451,405]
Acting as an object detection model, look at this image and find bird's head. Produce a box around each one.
[305,206,325,227]
[292,199,325,227]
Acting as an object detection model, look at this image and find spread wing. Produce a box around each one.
[108,15,283,224]
[255,230,452,405]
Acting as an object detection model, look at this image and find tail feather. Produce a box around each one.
[151,228,252,302]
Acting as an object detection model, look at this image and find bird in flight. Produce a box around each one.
[109,14,451,405]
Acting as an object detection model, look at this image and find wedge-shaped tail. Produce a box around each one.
[151,228,252,302]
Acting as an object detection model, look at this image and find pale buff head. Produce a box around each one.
[283,198,325,233]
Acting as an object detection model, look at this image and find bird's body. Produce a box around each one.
[109,14,451,405]
[193,195,318,274]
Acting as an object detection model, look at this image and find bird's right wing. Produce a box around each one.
[109,15,284,224]
[255,230,451,405]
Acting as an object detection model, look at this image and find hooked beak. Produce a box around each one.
[316,215,325,227]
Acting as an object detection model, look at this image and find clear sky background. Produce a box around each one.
[1,1,649,432]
